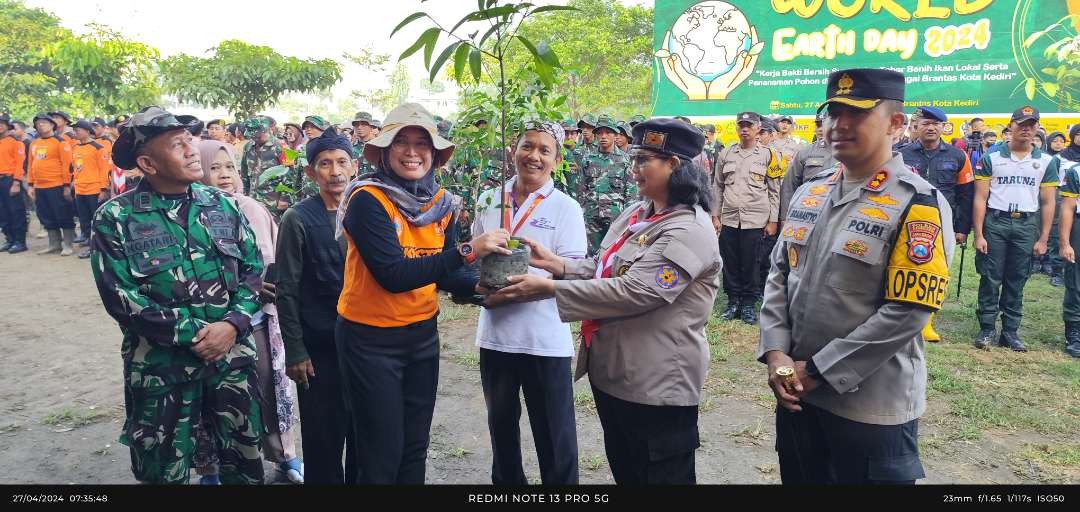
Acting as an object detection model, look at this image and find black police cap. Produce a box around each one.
[1011,105,1040,124]
[630,117,705,161]
[818,68,905,113]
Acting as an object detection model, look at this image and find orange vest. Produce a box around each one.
[72,141,111,195]
[0,136,26,179]
[337,186,453,328]
[28,136,73,189]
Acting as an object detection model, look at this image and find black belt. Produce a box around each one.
[988,208,1031,219]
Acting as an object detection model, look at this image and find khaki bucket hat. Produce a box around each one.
[363,103,455,168]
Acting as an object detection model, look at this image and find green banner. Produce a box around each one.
[651,0,1080,116]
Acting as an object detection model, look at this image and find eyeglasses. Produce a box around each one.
[630,154,663,167]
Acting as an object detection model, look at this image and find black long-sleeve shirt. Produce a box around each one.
[343,189,476,297]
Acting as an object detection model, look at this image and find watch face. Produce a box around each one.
[461,244,473,255]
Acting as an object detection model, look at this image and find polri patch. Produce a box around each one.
[655,264,680,289]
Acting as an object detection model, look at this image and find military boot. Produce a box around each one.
[59,228,75,256]
[1064,322,1080,358]
[37,230,61,254]
[720,303,739,321]
[973,327,995,350]
[998,331,1028,352]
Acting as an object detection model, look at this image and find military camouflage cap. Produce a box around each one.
[113,106,203,170]
[243,117,270,133]
[370,119,383,129]
[577,114,597,129]
[592,114,619,134]
[616,121,632,138]
[352,111,374,126]
[629,114,647,126]
[302,115,331,131]
[560,119,578,131]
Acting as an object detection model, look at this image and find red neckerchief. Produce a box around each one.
[580,206,673,348]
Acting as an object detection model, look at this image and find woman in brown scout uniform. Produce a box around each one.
[491,118,722,484]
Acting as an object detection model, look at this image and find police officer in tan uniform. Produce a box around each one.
[780,112,836,220]
[770,115,806,165]
[711,112,784,323]
[491,118,721,484]
[759,68,954,485]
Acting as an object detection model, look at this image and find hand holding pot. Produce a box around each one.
[472,228,513,257]
[490,274,556,303]
[518,236,564,277]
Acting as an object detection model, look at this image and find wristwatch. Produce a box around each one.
[458,242,477,264]
[805,359,823,382]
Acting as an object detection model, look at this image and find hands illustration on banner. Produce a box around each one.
[655,26,764,101]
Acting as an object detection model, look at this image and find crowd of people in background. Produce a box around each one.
[2,67,1079,487]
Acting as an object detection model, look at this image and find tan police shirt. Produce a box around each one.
[758,154,955,425]
[711,144,783,229]
[554,201,721,407]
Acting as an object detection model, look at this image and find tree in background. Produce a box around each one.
[356,62,411,116]
[44,25,161,116]
[506,0,652,119]
[160,40,342,120]
[0,0,89,120]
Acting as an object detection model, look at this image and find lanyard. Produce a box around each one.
[503,190,546,236]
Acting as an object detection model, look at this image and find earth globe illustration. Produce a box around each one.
[667,1,753,83]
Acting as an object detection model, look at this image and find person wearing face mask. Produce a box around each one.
[334,103,511,484]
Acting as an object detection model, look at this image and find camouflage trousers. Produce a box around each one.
[587,217,613,256]
[121,365,264,484]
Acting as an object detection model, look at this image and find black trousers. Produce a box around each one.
[718,226,763,305]
[758,233,779,296]
[75,193,101,239]
[297,330,358,484]
[34,185,75,230]
[335,316,439,485]
[0,175,27,243]
[479,348,578,485]
[591,384,698,485]
[775,401,924,484]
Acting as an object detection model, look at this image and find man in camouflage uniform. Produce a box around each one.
[350,111,378,175]
[580,114,630,253]
[555,119,581,197]
[577,114,598,153]
[90,106,265,484]
[240,117,286,211]
[628,114,647,128]
[614,121,632,153]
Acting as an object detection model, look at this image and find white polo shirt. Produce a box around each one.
[975,146,1059,213]
[472,176,587,357]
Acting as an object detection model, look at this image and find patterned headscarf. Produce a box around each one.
[524,120,565,147]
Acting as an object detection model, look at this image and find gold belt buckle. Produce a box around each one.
[1010,212,1022,219]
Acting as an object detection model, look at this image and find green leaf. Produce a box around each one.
[450,11,480,36]
[390,12,427,39]
[528,5,576,15]
[429,41,460,83]
[453,43,471,82]
[423,30,441,69]
[478,24,502,48]
[400,27,439,62]
[474,5,517,21]
[1025,77,1036,100]
[535,41,560,67]
[469,47,483,82]
[1042,82,1059,97]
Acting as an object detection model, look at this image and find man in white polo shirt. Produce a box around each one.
[972,106,1060,352]
[472,120,586,485]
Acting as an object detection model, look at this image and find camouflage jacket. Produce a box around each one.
[90,180,264,389]
[555,145,581,196]
[592,164,639,221]
[352,139,377,175]
[240,138,284,192]
[578,147,629,207]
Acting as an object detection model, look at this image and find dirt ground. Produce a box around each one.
[0,221,1072,484]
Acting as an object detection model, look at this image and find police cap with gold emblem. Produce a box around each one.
[736,112,760,125]
[112,106,203,170]
[630,117,705,161]
[818,68,905,112]
[1010,105,1040,124]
